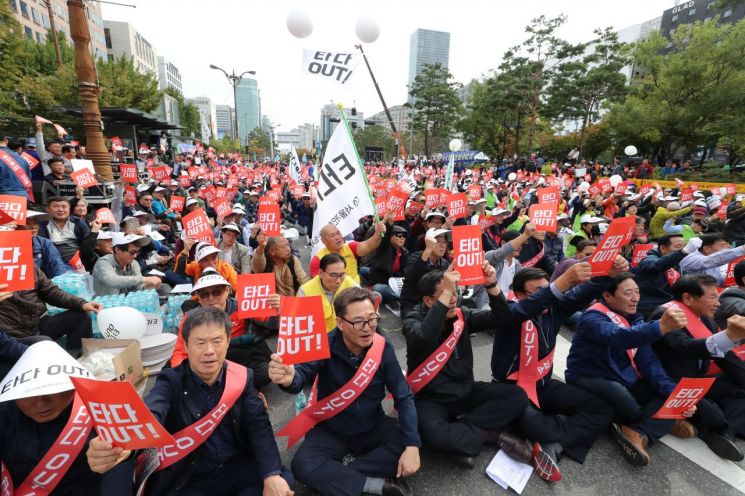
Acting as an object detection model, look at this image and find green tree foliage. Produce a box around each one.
[209,135,241,154]
[247,127,271,157]
[97,56,161,112]
[353,124,396,160]
[408,63,463,156]
[163,87,201,139]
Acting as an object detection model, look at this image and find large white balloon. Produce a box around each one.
[355,17,380,43]
[98,306,146,340]
[579,181,591,192]
[508,172,517,181]
[286,9,313,39]
[449,138,463,152]
[609,175,623,187]
[624,145,638,156]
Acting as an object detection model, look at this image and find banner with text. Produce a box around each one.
[588,216,636,276]
[236,273,277,319]
[452,225,486,286]
[277,296,330,365]
[302,49,361,85]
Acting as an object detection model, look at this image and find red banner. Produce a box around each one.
[277,296,330,366]
[148,166,169,181]
[124,186,136,205]
[448,193,467,219]
[169,195,185,213]
[537,186,560,205]
[257,202,281,237]
[680,188,693,203]
[119,163,138,183]
[529,204,557,233]
[652,377,716,420]
[20,151,39,170]
[95,207,116,224]
[0,230,34,291]
[70,250,86,272]
[724,256,745,287]
[425,188,443,208]
[385,189,409,221]
[452,225,486,286]
[201,185,217,202]
[588,216,636,276]
[213,198,232,220]
[0,194,27,225]
[236,273,277,319]
[374,196,387,217]
[467,184,482,201]
[70,168,98,189]
[477,215,493,232]
[631,243,655,268]
[71,377,174,449]
[182,208,216,245]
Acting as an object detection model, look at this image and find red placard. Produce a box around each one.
[257,202,281,236]
[0,194,27,225]
[724,256,745,287]
[477,215,493,232]
[718,200,729,220]
[277,296,331,365]
[148,166,169,181]
[652,377,716,420]
[727,184,737,196]
[386,189,409,221]
[425,188,442,208]
[374,196,387,216]
[70,169,98,189]
[631,243,655,268]
[0,230,34,291]
[95,207,116,224]
[124,186,136,205]
[236,273,277,319]
[20,151,39,170]
[292,184,305,200]
[119,163,138,183]
[588,184,601,197]
[598,178,612,194]
[200,185,217,202]
[215,187,228,199]
[680,188,693,203]
[467,184,482,201]
[452,225,486,286]
[266,188,282,203]
[182,208,216,245]
[537,186,560,205]
[640,184,651,195]
[588,216,636,276]
[529,204,557,233]
[71,377,175,449]
[70,250,86,272]
[170,195,185,213]
[448,193,467,219]
[615,182,628,195]
[213,198,232,220]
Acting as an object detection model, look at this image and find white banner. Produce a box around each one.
[310,121,374,255]
[445,153,455,191]
[302,49,361,85]
[289,144,302,183]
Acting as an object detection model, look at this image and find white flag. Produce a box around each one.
[302,49,361,85]
[310,121,374,255]
[445,153,455,191]
[289,144,302,183]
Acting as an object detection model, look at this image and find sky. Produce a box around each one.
[100,0,676,133]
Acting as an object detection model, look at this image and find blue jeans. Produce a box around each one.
[372,283,399,303]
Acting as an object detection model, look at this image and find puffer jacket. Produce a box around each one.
[715,286,745,329]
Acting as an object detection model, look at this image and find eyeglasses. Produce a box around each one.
[339,315,381,331]
[322,271,346,279]
[393,233,407,238]
[197,287,226,299]
[127,248,139,256]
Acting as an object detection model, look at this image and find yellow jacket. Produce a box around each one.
[316,243,360,283]
[299,275,357,332]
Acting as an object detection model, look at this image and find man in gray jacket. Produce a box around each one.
[485,222,535,296]
[218,222,251,274]
[92,233,162,296]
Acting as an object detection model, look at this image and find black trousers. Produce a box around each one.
[513,378,613,463]
[38,309,92,351]
[416,381,528,457]
[693,375,745,437]
[174,456,293,496]
[226,340,272,390]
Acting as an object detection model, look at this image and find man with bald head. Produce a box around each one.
[252,233,309,297]
[309,221,387,283]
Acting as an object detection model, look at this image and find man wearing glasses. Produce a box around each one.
[92,233,162,296]
[269,287,420,496]
[298,253,359,332]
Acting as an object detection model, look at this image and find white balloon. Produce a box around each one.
[508,172,517,182]
[98,306,147,340]
[449,138,463,152]
[609,175,623,187]
[624,145,638,156]
[286,9,313,39]
[355,17,380,43]
[579,181,591,192]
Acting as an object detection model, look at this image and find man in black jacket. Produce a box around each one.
[635,234,691,317]
[400,228,449,318]
[715,259,745,329]
[403,265,530,468]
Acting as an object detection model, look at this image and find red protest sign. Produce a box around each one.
[0,194,27,225]
[124,186,136,205]
[537,186,560,205]
[529,204,557,233]
[20,151,39,170]
[598,178,612,194]
[386,189,409,221]
[71,377,174,449]
[70,250,86,272]
[95,208,116,224]
[588,216,636,276]
[477,215,493,232]
[374,196,387,217]
[631,243,655,268]
[266,188,282,203]
[727,184,737,196]
[182,208,216,245]
[467,184,482,201]
[277,296,330,366]
[213,198,232,220]
[680,188,693,203]
[148,166,169,181]
[588,184,601,197]
[119,163,138,183]
[70,169,98,189]
[215,187,228,199]
[448,193,467,219]
[0,230,34,291]
[179,175,191,188]
[258,196,274,207]
[425,189,442,208]
[292,184,305,200]
[169,195,185,213]
[236,273,277,319]
[725,256,745,287]
[452,225,486,286]
[257,202,281,236]
[615,182,628,195]
[652,377,716,420]
[200,185,217,202]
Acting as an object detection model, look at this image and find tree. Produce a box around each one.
[163,87,201,139]
[247,127,270,157]
[96,56,161,112]
[408,63,463,156]
[353,124,396,160]
[209,135,241,155]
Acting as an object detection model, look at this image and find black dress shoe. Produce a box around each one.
[701,430,744,461]
[450,453,476,469]
[497,432,532,464]
[382,478,413,496]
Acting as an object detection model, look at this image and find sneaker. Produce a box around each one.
[497,432,532,464]
[531,442,562,482]
[670,419,697,439]
[611,423,650,466]
[700,430,744,461]
[382,477,413,496]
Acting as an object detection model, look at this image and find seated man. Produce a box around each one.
[485,223,534,295]
[38,196,95,265]
[679,234,745,286]
[269,287,420,496]
[87,307,294,496]
[400,228,450,319]
[21,209,71,279]
[566,273,693,466]
[252,234,309,297]
[176,239,239,290]
[0,342,101,496]
[366,224,409,305]
[92,233,162,296]
[217,222,251,275]
[298,253,359,332]
[650,275,745,461]
[635,234,694,317]
[309,222,386,282]
[715,259,745,328]
[403,266,531,468]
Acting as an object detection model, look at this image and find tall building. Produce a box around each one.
[157,56,182,93]
[660,1,745,39]
[617,16,662,82]
[408,28,450,100]
[368,105,411,134]
[261,115,272,133]
[103,20,157,76]
[9,0,107,60]
[186,97,217,139]
[215,105,234,139]
[236,78,260,146]
[319,102,365,142]
[157,93,180,127]
[297,123,315,149]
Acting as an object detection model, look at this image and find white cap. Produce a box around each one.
[663,195,679,201]
[491,207,511,216]
[154,186,167,193]
[112,233,151,247]
[425,211,446,220]
[737,194,745,202]
[194,242,221,262]
[190,272,231,294]
[220,222,241,233]
[693,191,705,198]
[136,184,150,193]
[426,227,450,239]
[132,210,149,217]
[185,198,199,207]
[580,214,604,224]
[694,199,708,207]
[26,210,50,222]
[598,223,609,234]
[170,179,179,185]
[557,213,569,221]
[97,231,115,240]
[474,198,486,204]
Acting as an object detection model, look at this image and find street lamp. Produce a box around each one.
[269,123,281,159]
[209,65,256,144]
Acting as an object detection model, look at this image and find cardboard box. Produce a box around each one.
[81,339,145,393]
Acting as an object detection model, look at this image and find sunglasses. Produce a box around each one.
[196,286,226,299]
[127,248,139,256]
[393,233,407,238]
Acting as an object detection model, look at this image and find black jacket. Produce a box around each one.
[635,248,686,316]
[367,226,409,286]
[715,287,745,329]
[400,251,449,309]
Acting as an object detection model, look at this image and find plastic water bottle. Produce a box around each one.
[294,391,307,414]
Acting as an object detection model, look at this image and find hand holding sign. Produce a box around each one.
[268,353,295,387]
[236,273,278,319]
[95,208,116,224]
[588,216,635,276]
[277,296,330,365]
[652,377,716,420]
[86,437,131,474]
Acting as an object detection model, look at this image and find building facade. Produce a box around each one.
[660,1,745,39]
[215,105,234,139]
[236,78,261,146]
[319,102,365,142]
[368,105,412,134]
[186,97,217,140]
[408,28,450,100]
[10,0,107,60]
[157,56,182,93]
[103,20,157,75]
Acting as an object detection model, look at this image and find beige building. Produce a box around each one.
[103,20,157,76]
[9,0,108,60]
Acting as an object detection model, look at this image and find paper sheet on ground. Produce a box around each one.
[486,449,533,494]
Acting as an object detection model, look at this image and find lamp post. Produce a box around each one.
[269,123,281,160]
[209,65,256,144]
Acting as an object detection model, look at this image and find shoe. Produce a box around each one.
[385,302,401,318]
[450,453,476,469]
[382,478,413,496]
[700,430,744,461]
[611,423,650,466]
[670,419,697,439]
[531,442,562,482]
[497,432,532,464]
